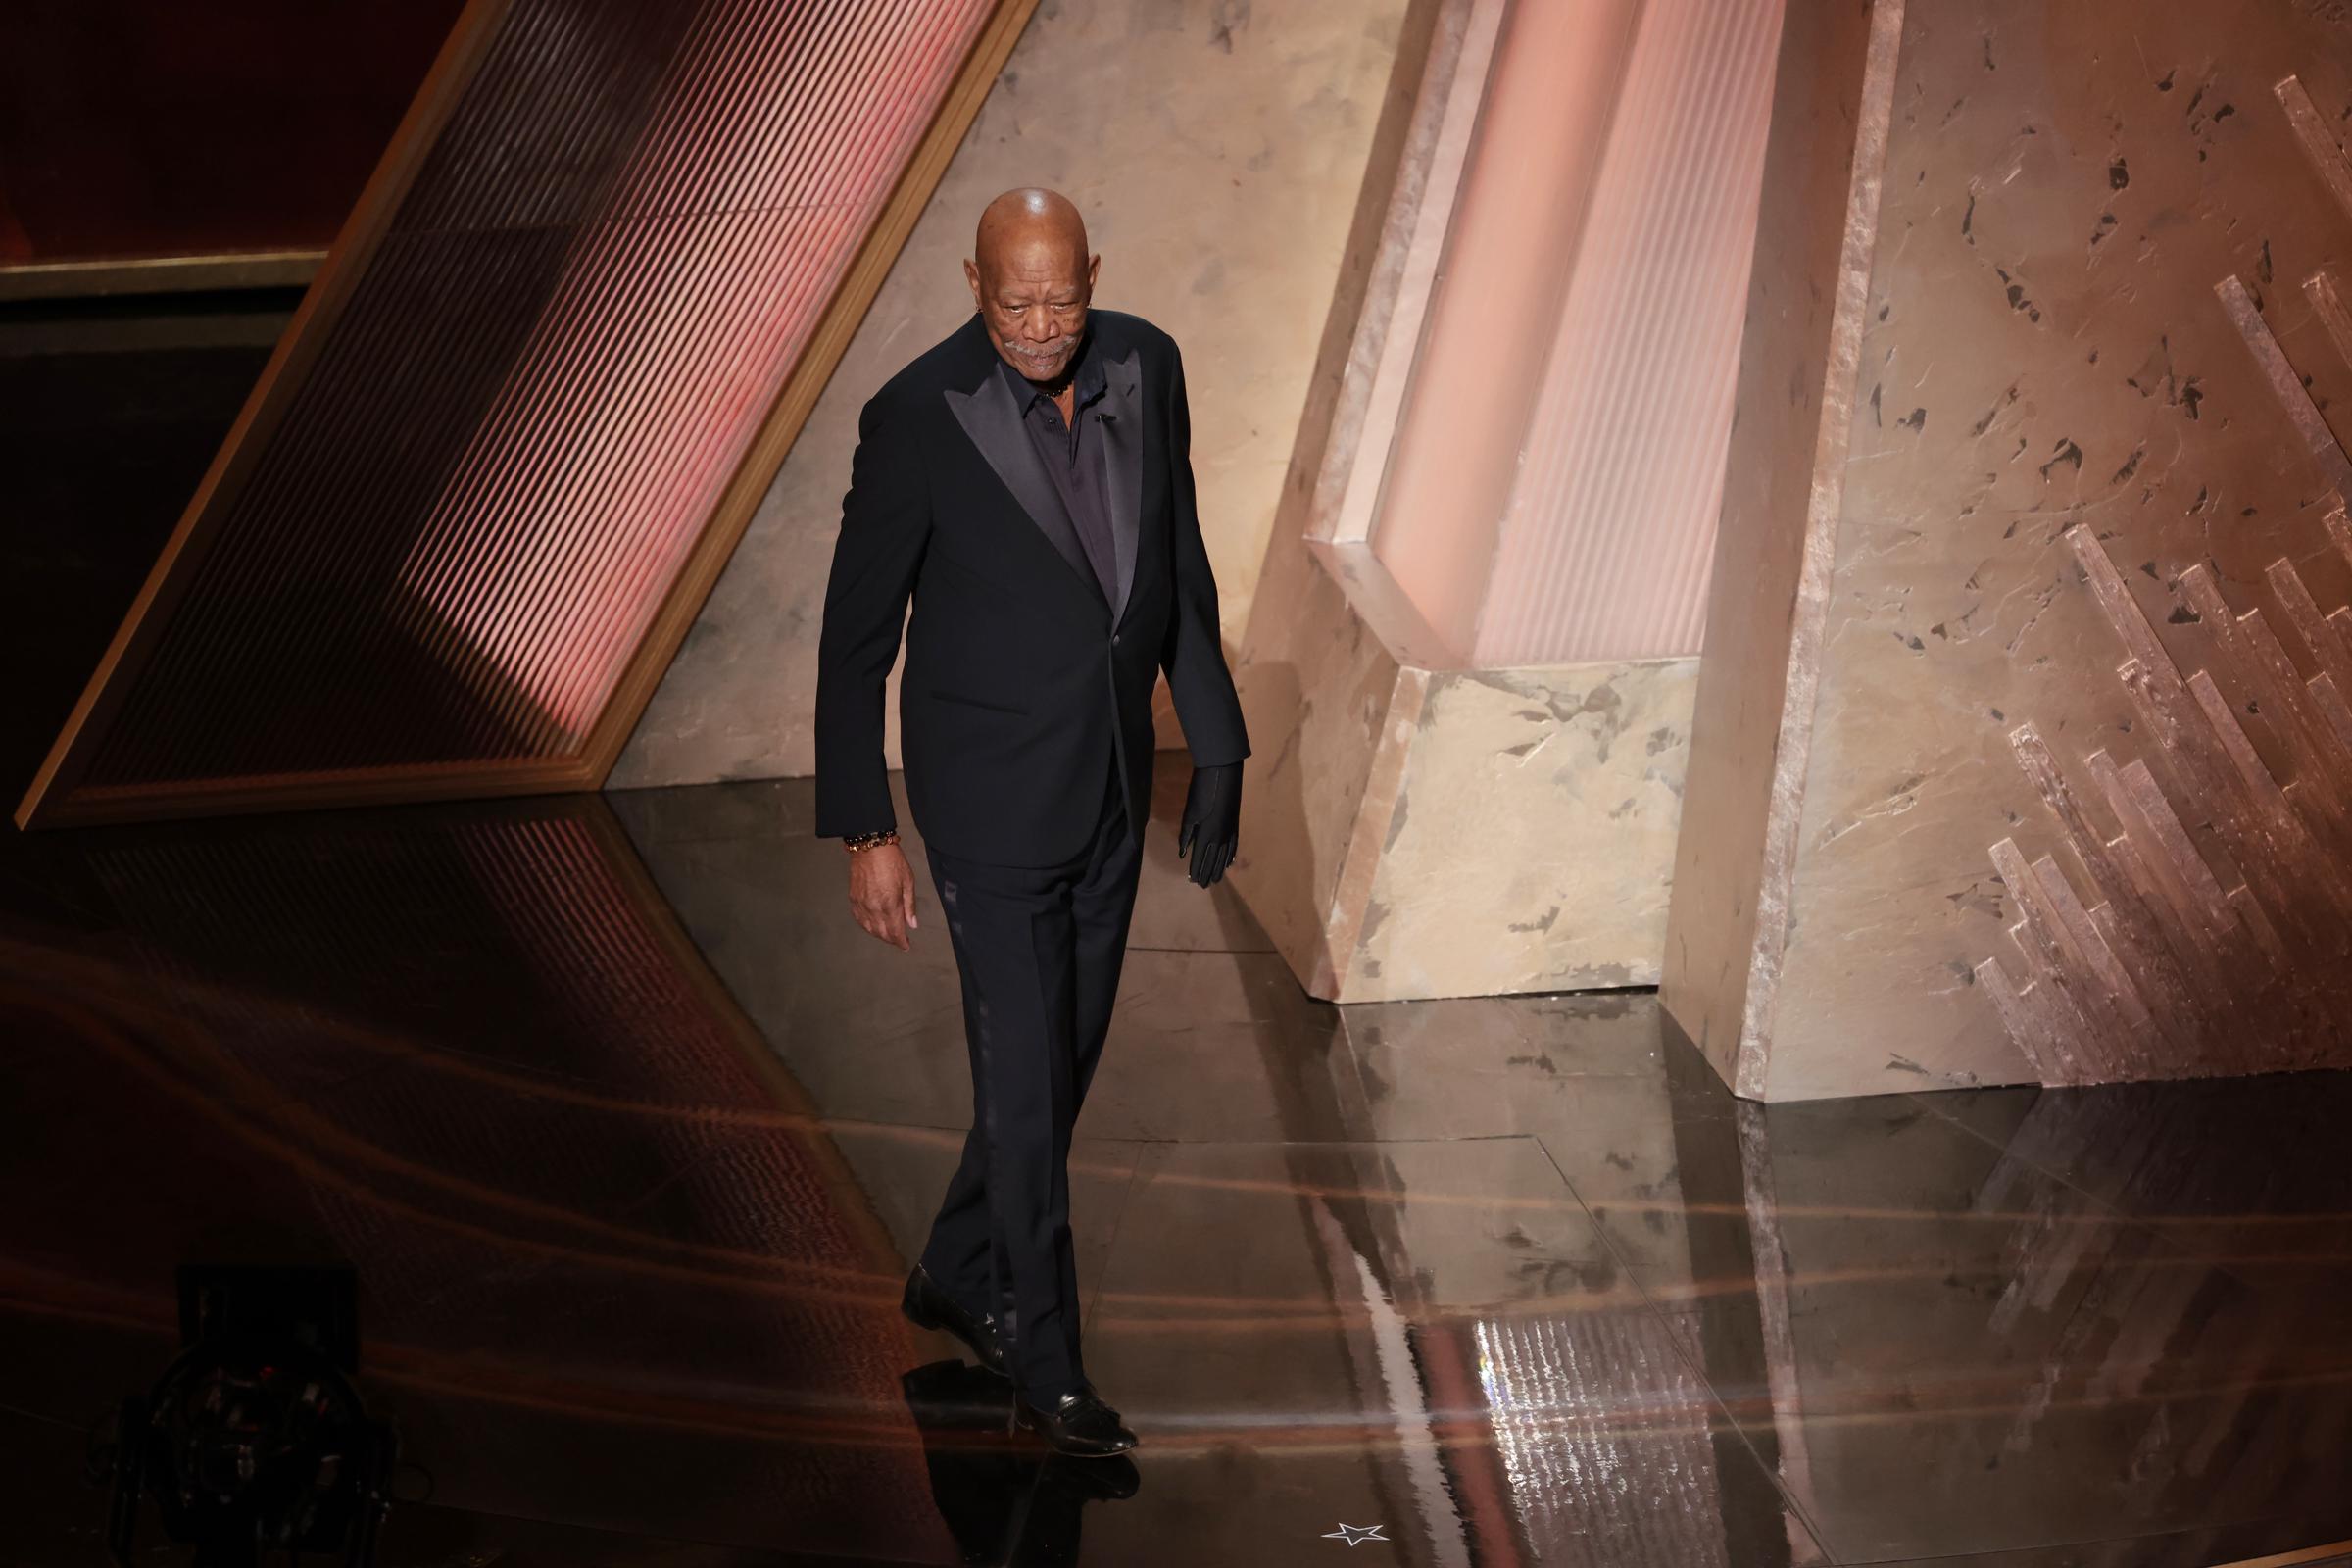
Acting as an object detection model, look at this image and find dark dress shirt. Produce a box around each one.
[998,331,1116,606]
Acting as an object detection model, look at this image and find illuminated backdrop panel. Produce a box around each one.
[19,0,1026,826]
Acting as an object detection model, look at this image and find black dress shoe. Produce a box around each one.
[1011,1382,1139,1458]
[901,1264,1009,1377]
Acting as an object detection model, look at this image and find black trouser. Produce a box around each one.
[918,750,1142,1400]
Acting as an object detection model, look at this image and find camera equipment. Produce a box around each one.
[107,1264,394,1568]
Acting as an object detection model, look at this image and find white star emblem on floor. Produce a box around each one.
[1321,1522,1389,1546]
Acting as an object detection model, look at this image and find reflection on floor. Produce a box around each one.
[5,771,2352,1566]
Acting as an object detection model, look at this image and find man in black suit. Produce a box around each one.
[813,188,1249,1457]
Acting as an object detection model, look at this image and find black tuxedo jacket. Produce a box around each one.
[812,309,1250,867]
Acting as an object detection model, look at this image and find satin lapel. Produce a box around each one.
[1099,348,1144,628]
[944,371,1107,615]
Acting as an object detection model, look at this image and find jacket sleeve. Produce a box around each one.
[813,384,931,838]
[1158,341,1250,767]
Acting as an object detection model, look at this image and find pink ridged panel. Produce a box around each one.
[1472,0,1785,666]
[73,0,993,793]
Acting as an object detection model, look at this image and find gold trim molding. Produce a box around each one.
[0,251,326,303]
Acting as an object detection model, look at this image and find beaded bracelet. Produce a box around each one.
[843,828,900,853]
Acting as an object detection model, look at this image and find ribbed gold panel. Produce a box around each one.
[18,0,1029,827]
[1472,0,1786,665]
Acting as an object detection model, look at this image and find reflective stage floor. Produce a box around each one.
[5,774,2352,1566]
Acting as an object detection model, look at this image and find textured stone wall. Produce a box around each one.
[1668,0,2352,1097]
[1347,660,1696,999]
[612,0,1408,787]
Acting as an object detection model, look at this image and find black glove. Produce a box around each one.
[1176,761,1242,888]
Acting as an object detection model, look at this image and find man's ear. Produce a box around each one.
[1086,252,1102,293]
[962,257,982,308]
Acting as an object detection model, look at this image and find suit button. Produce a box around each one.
[1111,633,1121,646]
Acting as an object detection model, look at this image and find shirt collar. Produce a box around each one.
[996,321,1106,412]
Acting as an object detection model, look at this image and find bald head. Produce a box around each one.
[964,187,1100,385]
[975,187,1088,270]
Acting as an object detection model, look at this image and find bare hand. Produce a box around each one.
[848,844,919,950]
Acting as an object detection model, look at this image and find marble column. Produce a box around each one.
[1232,0,1778,1005]
[1232,0,1785,1002]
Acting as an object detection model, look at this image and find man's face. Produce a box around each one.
[966,237,1100,384]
